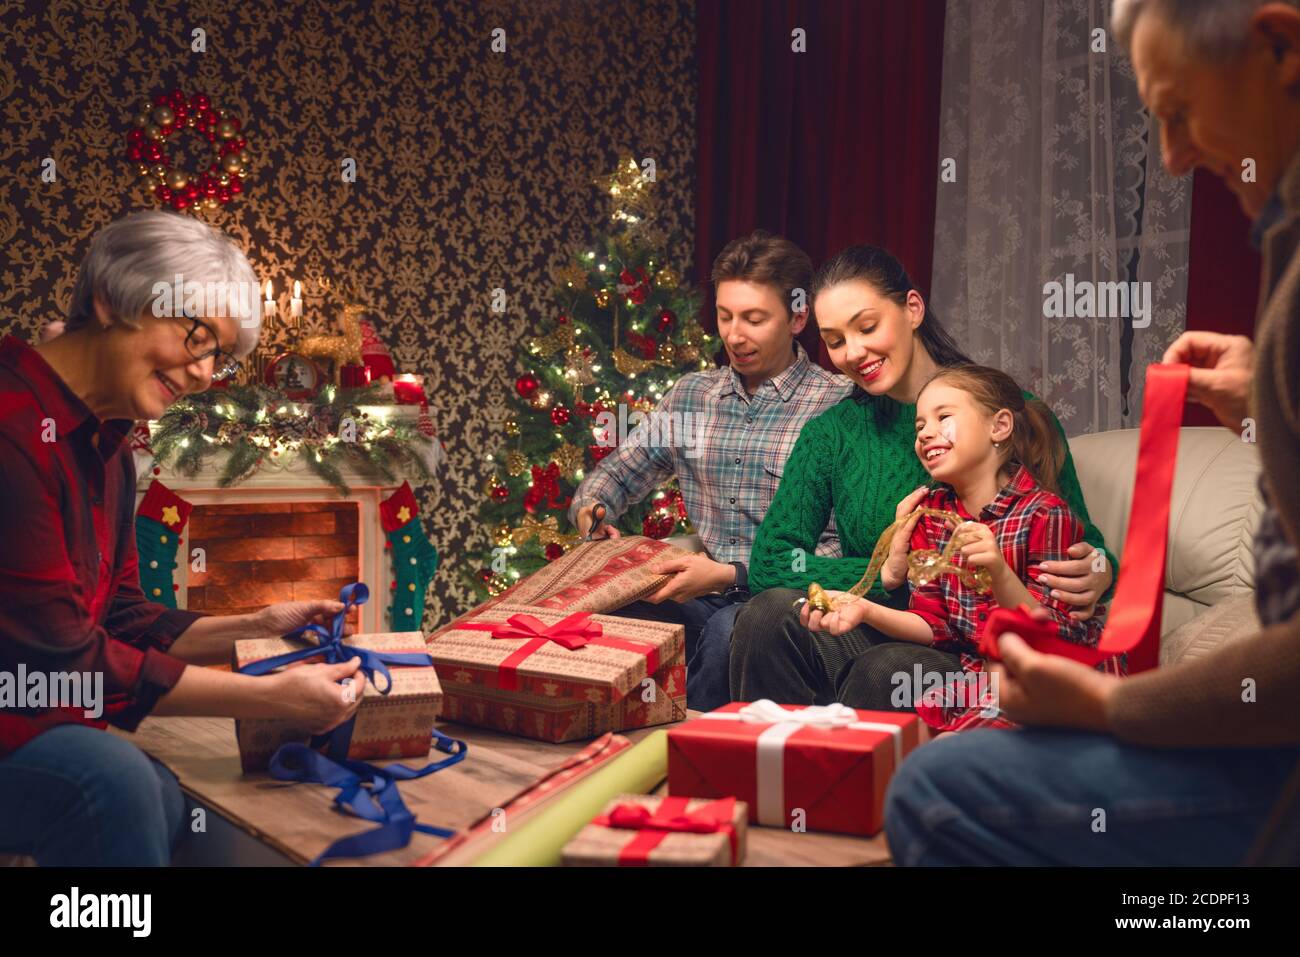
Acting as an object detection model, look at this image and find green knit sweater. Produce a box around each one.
[750,390,1118,598]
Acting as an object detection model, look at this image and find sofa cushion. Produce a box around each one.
[1159,592,1260,667]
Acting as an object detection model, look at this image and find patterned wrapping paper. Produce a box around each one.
[475,536,694,617]
[429,604,685,743]
[233,632,442,773]
[562,793,748,867]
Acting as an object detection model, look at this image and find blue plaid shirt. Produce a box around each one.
[569,343,853,566]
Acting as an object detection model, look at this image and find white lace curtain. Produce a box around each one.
[930,0,1192,434]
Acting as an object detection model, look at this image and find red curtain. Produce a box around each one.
[694,0,948,368]
[1182,169,1263,425]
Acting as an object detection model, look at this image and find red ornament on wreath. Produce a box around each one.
[515,374,540,399]
[544,542,565,562]
[126,88,249,214]
[550,405,570,426]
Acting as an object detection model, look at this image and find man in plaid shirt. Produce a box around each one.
[570,231,852,710]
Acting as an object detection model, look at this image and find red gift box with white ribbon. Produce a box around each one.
[666,700,923,836]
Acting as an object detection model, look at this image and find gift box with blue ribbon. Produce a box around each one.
[233,583,443,773]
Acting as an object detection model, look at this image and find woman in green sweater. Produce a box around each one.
[731,245,1116,709]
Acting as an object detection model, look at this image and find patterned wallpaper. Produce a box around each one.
[0,0,698,628]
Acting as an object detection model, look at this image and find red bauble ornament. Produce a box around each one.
[478,567,493,582]
[544,542,564,561]
[656,309,676,333]
[556,314,569,324]
[515,374,540,399]
[490,484,510,503]
[589,444,613,462]
[550,405,570,426]
[642,512,675,540]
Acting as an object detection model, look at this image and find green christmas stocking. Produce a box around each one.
[135,480,192,608]
[381,481,439,629]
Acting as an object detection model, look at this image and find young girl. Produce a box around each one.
[799,364,1123,729]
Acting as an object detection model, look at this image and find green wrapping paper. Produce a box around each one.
[472,730,669,867]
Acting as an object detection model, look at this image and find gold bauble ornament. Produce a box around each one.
[654,266,680,290]
[133,113,149,128]
[594,289,611,309]
[216,118,237,139]
[145,123,162,139]
[166,169,189,191]
[493,521,513,547]
[152,105,175,126]
[657,341,676,364]
[505,450,528,477]
[504,417,520,437]
[221,152,243,173]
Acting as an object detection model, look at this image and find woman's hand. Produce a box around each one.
[1037,541,1113,620]
[985,632,1118,732]
[881,487,928,590]
[798,591,872,636]
[252,600,355,640]
[270,659,367,734]
[645,555,735,603]
[1161,330,1254,432]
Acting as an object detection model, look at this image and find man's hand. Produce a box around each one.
[575,504,620,540]
[986,632,1119,732]
[881,487,928,590]
[252,600,356,640]
[644,554,734,603]
[1161,330,1254,432]
[797,591,872,636]
[1037,541,1112,621]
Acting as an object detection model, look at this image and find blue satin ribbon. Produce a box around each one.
[236,583,436,759]
[269,728,468,865]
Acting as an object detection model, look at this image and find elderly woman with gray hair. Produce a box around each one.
[884,0,1300,866]
[0,211,367,865]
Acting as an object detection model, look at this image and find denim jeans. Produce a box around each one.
[0,724,188,866]
[884,727,1299,866]
[614,593,742,712]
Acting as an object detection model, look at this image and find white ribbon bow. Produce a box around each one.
[735,699,859,728]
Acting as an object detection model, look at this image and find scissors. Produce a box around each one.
[584,502,608,541]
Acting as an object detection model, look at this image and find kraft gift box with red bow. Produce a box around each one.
[667,701,924,837]
[427,603,686,743]
[233,630,442,773]
[562,794,749,867]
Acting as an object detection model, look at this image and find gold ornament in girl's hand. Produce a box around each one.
[798,506,994,611]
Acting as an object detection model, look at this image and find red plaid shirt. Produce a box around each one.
[0,335,205,758]
[906,466,1123,731]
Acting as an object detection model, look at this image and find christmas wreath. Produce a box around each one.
[124,88,248,213]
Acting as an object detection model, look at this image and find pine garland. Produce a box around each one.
[150,383,435,495]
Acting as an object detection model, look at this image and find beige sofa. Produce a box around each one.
[1068,426,1263,664]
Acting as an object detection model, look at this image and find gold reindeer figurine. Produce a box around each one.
[298,279,366,376]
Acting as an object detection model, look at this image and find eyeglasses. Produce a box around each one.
[178,316,241,382]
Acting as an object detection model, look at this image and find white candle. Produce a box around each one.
[263,279,276,319]
[290,280,302,319]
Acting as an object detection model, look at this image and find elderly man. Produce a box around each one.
[884,0,1300,866]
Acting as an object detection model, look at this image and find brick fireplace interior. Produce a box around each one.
[186,502,361,624]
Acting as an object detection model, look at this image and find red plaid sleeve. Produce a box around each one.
[0,441,187,734]
[1023,498,1108,648]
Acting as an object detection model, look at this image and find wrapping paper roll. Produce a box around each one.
[472,730,668,867]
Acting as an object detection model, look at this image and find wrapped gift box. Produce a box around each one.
[460,536,694,619]
[562,794,748,867]
[667,701,923,836]
[429,604,685,742]
[233,632,442,773]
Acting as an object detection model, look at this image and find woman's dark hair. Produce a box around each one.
[921,364,1065,493]
[811,245,972,368]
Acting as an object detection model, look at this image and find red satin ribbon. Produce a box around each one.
[978,363,1189,673]
[459,612,660,691]
[596,795,739,866]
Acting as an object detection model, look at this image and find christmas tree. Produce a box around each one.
[469,157,718,598]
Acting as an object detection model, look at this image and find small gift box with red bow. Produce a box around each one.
[562,794,748,867]
[667,700,924,836]
[233,584,442,773]
[427,603,685,743]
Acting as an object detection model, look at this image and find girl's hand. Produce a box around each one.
[798,591,871,636]
[881,487,928,590]
[956,521,1007,580]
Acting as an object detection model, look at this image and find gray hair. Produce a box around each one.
[1112,0,1300,60]
[67,210,263,357]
